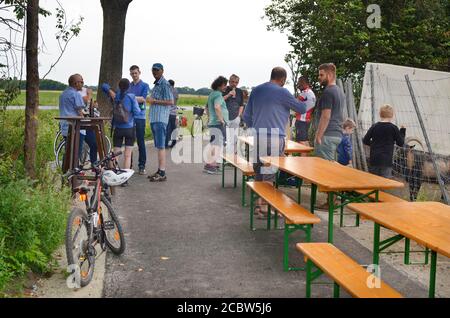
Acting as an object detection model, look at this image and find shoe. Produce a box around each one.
[139,168,146,175]
[147,171,159,179]
[203,164,218,175]
[149,172,167,182]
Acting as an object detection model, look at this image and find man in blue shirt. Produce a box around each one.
[243,67,307,218]
[59,73,86,164]
[147,63,174,182]
[128,65,150,175]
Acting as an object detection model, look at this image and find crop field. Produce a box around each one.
[9,90,207,106]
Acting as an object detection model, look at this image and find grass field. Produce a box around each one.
[9,90,208,106]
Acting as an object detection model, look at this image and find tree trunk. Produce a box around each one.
[24,0,39,179]
[97,0,133,116]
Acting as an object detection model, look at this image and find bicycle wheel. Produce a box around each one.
[53,130,64,156]
[65,207,95,287]
[104,135,112,153]
[100,196,126,255]
[191,118,204,137]
[55,140,66,169]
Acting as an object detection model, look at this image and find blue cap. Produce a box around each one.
[101,83,111,95]
[152,63,164,70]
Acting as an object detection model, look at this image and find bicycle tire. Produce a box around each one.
[53,130,63,157]
[55,139,66,169]
[65,207,95,287]
[191,118,204,137]
[100,196,126,255]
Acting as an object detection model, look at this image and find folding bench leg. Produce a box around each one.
[249,190,255,231]
[242,175,249,207]
[333,283,340,298]
[221,160,225,188]
[233,166,237,188]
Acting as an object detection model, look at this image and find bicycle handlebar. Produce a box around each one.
[63,150,123,179]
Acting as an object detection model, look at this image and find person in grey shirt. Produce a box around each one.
[166,79,179,148]
[223,74,244,153]
[314,63,344,161]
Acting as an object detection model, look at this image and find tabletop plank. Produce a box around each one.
[238,136,313,154]
[260,156,404,191]
[347,202,450,258]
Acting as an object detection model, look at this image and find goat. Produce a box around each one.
[393,137,450,201]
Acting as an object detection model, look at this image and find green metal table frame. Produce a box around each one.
[221,159,254,207]
[372,222,435,298]
[248,189,312,272]
[305,259,340,298]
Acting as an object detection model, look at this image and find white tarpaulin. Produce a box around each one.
[358,63,450,156]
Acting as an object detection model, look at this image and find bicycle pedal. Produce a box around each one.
[103,221,115,230]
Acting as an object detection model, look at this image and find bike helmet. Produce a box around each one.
[102,169,134,186]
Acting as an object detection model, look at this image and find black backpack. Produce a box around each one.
[113,94,129,124]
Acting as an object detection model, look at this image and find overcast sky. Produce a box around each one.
[25,0,292,90]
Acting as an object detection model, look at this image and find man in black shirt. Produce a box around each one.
[363,104,405,178]
[223,74,244,153]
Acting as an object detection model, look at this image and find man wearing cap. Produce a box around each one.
[146,63,174,182]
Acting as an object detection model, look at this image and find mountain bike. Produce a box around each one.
[191,105,208,137]
[64,151,132,288]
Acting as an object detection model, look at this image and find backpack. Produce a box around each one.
[113,94,129,124]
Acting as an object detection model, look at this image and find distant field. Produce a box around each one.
[9,90,207,106]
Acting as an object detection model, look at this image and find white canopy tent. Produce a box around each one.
[358,63,450,156]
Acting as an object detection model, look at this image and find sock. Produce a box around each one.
[158,169,166,177]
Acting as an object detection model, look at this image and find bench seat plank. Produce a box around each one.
[297,243,403,298]
[222,154,255,176]
[247,181,320,225]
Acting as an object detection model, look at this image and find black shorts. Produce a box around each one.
[113,127,136,147]
[295,121,309,142]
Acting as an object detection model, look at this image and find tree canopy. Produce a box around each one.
[265,0,450,87]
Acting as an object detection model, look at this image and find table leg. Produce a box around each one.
[373,223,381,265]
[233,166,237,188]
[429,251,437,298]
[311,184,317,215]
[297,178,303,204]
[328,192,335,243]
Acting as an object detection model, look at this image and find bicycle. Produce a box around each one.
[64,151,132,287]
[55,103,112,169]
[175,106,188,142]
[191,105,208,137]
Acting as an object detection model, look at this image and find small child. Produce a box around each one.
[337,119,356,166]
[363,104,406,178]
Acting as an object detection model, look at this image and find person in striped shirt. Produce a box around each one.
[294,76,316,146]
[146,63,174,182]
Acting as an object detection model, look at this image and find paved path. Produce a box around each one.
[103,138,428,298]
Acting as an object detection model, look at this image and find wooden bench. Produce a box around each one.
[297,243,403,298]
[221,154,255,206]
[247,181,321,271]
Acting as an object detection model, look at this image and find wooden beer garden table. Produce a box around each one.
[347,201,450,298]
[259,156,404,243]
[238,136,313,159]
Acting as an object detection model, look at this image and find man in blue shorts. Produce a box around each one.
[147,63,174,182]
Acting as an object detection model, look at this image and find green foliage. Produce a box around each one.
[0,176,69,291]
[265,0,450,89]
[0,110,68,292]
